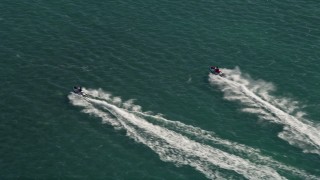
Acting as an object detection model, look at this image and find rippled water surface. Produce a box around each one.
[1,0,320,179]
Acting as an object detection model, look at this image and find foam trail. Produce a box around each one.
[88,99,284,179]
[125,111,317,179]
[68,90,319,179]
[68,93,121,128]
[83,89,263,158]
[209,67,320,155]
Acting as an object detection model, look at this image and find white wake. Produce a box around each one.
[68,88,317,179]
[209,67,320,155]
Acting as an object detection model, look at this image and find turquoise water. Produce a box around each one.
[1,0,320,179]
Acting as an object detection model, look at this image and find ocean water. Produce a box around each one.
[1,0,320,179]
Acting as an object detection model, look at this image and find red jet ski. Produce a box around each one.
[209,66,224,77]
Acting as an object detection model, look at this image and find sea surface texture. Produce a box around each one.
[1,0,320,179]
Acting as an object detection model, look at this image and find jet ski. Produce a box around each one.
[73,86,86,96]
[209,66,224,77]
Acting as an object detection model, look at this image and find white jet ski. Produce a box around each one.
[73,86,86,96]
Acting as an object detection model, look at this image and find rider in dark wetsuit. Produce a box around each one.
[210,66,220,74]
[73,86,82,93]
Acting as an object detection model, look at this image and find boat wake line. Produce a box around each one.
[209,67,320,155]
[68,88,317,179]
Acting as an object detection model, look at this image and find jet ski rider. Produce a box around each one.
[73,86,82,94]
[210,66,221,74]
